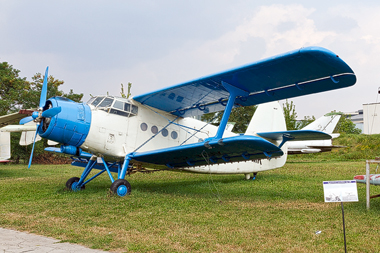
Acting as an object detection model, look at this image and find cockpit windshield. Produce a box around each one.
[87,96,138,117]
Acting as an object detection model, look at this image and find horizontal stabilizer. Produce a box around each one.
[257,130,331,141]
[131,135,283,169]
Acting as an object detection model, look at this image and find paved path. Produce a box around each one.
[0,227,107,253]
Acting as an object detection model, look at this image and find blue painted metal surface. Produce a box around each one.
[39,67,49,108]
[45,147,93,159]
[131,135,283,168]
[39,97,91,147]
[133,47,356,117]
[214,81,249,139]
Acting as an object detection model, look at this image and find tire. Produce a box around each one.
[66,177,85,191]
[110,179,131,197]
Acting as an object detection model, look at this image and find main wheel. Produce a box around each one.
[66,177,85,191]
[110,179,131,197]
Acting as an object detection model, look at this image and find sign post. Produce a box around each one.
[323,180,358,253]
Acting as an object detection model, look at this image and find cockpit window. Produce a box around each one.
[91,96,105,107]
[109,99,138,117]
[89,96,138,118]
[98,97,114,108]
[113,100,124,110]
[87,97,96,105]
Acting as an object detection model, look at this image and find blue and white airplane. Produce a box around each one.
[15,47,356,196]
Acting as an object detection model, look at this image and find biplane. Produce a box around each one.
[8,46,356,196]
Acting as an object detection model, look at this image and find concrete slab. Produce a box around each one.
[0,227,107,253]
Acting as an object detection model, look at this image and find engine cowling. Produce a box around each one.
[38,97,91,147]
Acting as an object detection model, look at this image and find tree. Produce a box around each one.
[120,82,132,99]
[297,115,316,129]
[282,99,315,130]
[22,72,83,109]
[335,113,362,134]
[201,105,257,133]
[0,62,30,115]
[282,100,298,130]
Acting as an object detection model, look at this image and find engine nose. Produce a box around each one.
[38,97,91,147]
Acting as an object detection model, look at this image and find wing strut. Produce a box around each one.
[214,81,249,139]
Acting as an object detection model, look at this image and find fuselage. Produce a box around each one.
[82,95,235,158]
[39,96,287,174]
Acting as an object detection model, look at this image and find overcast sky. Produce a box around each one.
[1,0,379,118]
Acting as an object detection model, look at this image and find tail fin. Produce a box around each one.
[302,114,341,134]
[245,101,286,135]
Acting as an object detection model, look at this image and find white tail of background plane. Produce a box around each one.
[302,113,341,134]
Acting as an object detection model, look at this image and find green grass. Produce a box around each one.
[1,162,380,252]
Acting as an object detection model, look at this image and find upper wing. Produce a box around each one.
[133,47,356,117]
[130,135,283,169]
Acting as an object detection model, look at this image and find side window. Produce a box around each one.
[131,105,138,115]
[162,129,168,137]
[151,126,158,134]
[140,123,148,131]
[171,131,178,139]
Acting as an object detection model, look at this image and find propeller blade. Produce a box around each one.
[19,116,34,125]
[27,124,40,169]
[42,106,61,118]
[39,66,49,108]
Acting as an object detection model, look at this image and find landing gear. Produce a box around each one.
[110,179,131,197]
[66,154,133,197]
[244,173,258,180]
[66,177,85,191]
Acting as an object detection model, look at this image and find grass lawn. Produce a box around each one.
[1,161,380,252]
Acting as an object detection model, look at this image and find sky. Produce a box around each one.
[1,0,380,119]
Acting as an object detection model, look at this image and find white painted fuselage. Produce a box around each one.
[81,97,287,175]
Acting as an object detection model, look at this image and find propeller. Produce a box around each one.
[18,67,61,168]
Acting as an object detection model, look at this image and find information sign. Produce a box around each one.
[323,180,358,202]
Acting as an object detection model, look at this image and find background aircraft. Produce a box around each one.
[0,110,35,162]
[2,46,356,196]
[287,113,344,154]
[354,174,380,185]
